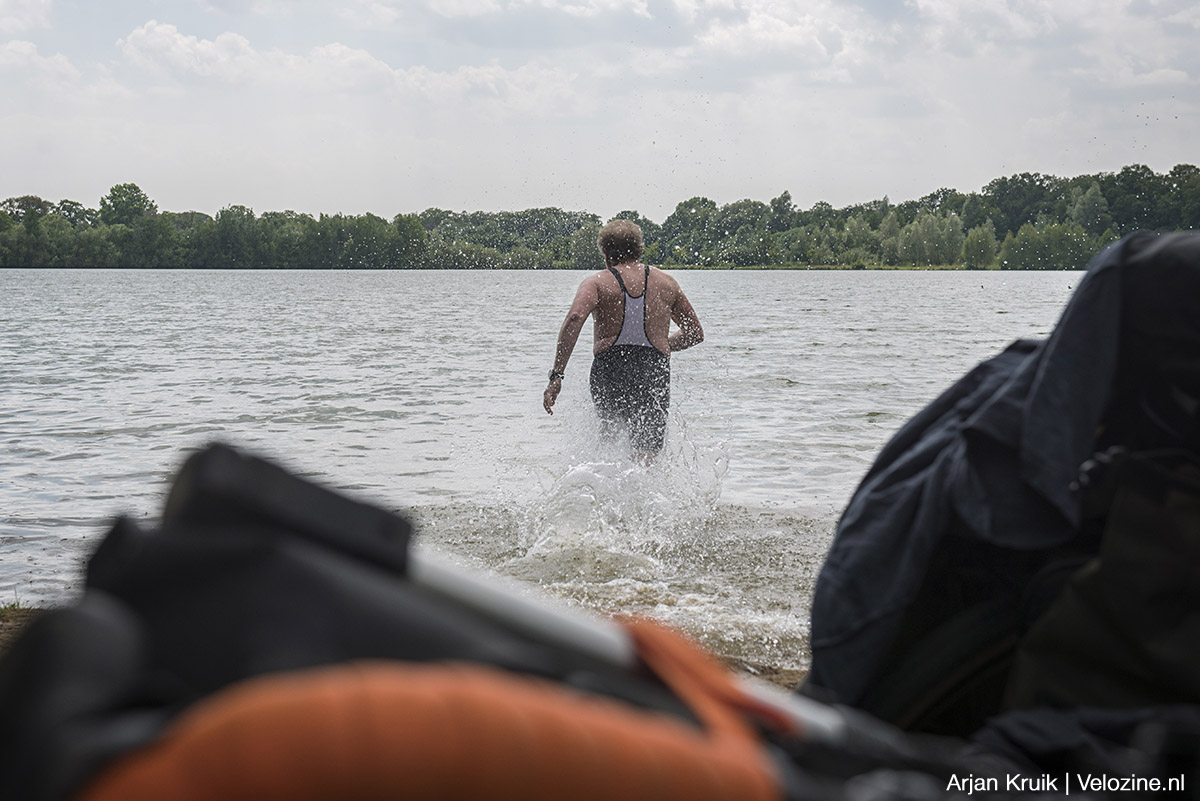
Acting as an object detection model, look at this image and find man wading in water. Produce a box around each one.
[543,219,704,462]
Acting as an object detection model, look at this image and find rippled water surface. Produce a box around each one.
[0,267,1081,671]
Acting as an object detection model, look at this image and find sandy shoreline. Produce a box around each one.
[0,607,803,690]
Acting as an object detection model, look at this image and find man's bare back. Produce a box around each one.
[542,220,703,458]
[588,263,701,356]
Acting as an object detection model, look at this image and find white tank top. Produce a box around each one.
[608,265,654,348]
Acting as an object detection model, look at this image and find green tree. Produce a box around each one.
[570,223,605,270]
[962,221,998,268]
[713,199,769,237]
[340,213,394,268]
[101,224,134,266]
[772,225,815,265]
[767,191,796,233]
[941,212,965,264]
[898,211,942,265]
[840,213,880,265]
[1068,182,1112,236]
[807,224,838,265]
[163,211,216,269]
[1,195,54,222]
[801,200,838,229]
[192,205,263,269]
[72,226,121,268]
[54,199,98,227]
[1162,164,1200,230]
[0,196,54,265]
[709,200,770,265]
[1099,164,1169,232]
[917,187,966,215]
[256,210,312,268]
[0,210,14,265]
[999,222,1093,270]
[306,214,353,269]
[391,213,428,268]
[418,208,454,233]
[878,211,901,265]
[99,184,157,227]
[419,230,460,270]
[717,224,770,266]
[959,193,992,231]
[841,196,890,231]
[660,197,718,265]
[981,173,1061,237]
[119,215,180,269]
[896,210,963,266]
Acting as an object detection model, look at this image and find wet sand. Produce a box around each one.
[0,607,802,690]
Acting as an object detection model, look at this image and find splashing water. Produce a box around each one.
[510,412,729,589]
[413,399,820,675]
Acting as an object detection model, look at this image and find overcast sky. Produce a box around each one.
[2,0,1196,223]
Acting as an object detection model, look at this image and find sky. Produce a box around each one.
[2,0,1197,223]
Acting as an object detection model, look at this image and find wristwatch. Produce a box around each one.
[548,369,565,381]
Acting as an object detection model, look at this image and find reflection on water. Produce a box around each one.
[0,268,1080,670]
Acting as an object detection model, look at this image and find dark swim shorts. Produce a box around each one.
[589,344,671,452]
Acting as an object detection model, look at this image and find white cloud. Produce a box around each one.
[665,2,889,87]
[542,0,651,18]
[0,0,51,34]
[910,0,1059,43]
[695,7,827,57]
[335,1,403,26]
[669,0,737,25]
[119,21,263,81]
[1065,4,1200,91]
[117,20,582,113]
[197,0,289,15]
[427,0,502,16]
[119,21,410,93]
[1165,5,1200,29]
[399,61,580,113]
[0,39,80,82]
[348,0,649,21]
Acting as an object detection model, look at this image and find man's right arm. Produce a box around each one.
[544,278,599,414]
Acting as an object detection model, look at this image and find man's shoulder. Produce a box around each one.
[581,270,612,288]
[576,269,615,301]
[649,265,681,290]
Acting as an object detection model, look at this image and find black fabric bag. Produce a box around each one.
[1005,448,1200,711]
[805,232,1200,739]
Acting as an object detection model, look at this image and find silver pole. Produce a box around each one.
[407,550,846,745]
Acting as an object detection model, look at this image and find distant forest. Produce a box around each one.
[3,163,1198,270]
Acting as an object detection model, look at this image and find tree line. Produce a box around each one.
[3,163,1198,270]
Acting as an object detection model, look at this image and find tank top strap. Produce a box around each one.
[608,267,630,296]
[607,265,648,298]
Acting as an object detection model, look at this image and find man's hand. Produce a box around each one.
[543,377,562,414]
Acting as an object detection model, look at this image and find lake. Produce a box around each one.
[0,267,1081,672]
